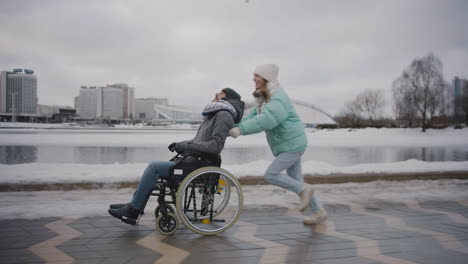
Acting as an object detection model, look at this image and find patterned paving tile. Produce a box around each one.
[0,218,59,264]
[1,201,468,263]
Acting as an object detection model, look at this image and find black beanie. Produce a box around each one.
[222,88,241,100]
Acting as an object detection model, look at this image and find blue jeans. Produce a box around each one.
[130,161,176,210]
[265,150,322,213]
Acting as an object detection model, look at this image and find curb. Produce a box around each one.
[1,171,467,192]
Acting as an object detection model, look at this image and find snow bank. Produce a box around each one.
[244,179,468,209]
[1,179,467,219]
[1,159,468,184]
[0,122,75,128]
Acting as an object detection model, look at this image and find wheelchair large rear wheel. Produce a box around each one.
[176,167,243,235]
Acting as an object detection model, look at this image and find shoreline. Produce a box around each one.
[2,170,467,192]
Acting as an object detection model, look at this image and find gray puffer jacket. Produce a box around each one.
[177,98,245,155]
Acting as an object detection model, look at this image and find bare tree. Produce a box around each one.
[427,85,445,121]
[344,98,364,127]
[339,89,385,127]
[392,77,418,127]
[356,89,385,125]
[393,53,445,132]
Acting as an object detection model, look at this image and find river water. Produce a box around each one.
[1,129,467,166]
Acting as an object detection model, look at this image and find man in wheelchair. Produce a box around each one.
[108,88,245,225]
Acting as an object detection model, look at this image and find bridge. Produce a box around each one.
[292,100,337,125]
[152,100,336,126]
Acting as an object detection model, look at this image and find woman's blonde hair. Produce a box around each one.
[252,79,271,102]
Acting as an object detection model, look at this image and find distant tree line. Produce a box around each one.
[335,53,468,132]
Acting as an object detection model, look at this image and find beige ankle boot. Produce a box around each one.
[298,184,314,212]
[303,210,328,225]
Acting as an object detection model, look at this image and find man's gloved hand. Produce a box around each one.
[168,142,176,152]
[229,127,241,138]
[174,143,187,154]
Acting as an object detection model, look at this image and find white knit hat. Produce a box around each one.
[254,64,279,81]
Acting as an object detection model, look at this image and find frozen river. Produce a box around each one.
[1,128,468,166]
[2,143,468,166]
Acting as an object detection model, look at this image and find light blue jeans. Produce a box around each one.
[265,150,322,213]
[130,161,176,210]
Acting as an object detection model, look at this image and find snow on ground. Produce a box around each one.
[0,127,467,147]
[1,159,468,184]
[1,179,467,219]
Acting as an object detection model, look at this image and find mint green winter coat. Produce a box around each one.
[238,87,308,156]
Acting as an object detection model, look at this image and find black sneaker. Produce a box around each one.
[109,203,128,209]
[109,203,144,215]
[108,204,141,226]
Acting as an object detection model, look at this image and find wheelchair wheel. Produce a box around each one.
[154,205,175,219]
[176,166,243,235]
[156,212,178,235]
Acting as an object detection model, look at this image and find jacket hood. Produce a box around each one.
[222,97,245,124]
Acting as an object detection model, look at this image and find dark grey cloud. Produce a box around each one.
[1,0,467,116]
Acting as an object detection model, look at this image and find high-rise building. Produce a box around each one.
[452,76,468,122]
[74,96,79,111]
[0,72,5,113]
[77,86,102,119]
[135,97,169,122]
[0,69,37,115]
[102,87,123,119]
[106,83,135,119]
[76,84,135,120]
[453,76,468,98]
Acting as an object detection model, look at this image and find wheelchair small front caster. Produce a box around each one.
[154,205,175,219]
[156,212,178,235]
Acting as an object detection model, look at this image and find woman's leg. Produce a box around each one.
[264,151,305,195]
[130,161,175,210]
[286,154,323,213]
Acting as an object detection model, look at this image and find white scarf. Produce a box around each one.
[202,99,237,120]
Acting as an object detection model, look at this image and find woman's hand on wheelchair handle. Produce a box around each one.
[229,127,241,138]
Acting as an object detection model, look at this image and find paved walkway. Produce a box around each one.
[1,200,468,264]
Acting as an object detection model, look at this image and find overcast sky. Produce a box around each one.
[1,0,467,116]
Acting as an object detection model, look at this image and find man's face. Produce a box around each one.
[213,91,226,102]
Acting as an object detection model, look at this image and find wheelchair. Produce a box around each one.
[145,151,243,236]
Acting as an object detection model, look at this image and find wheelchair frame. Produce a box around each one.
[141,151,242,235]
